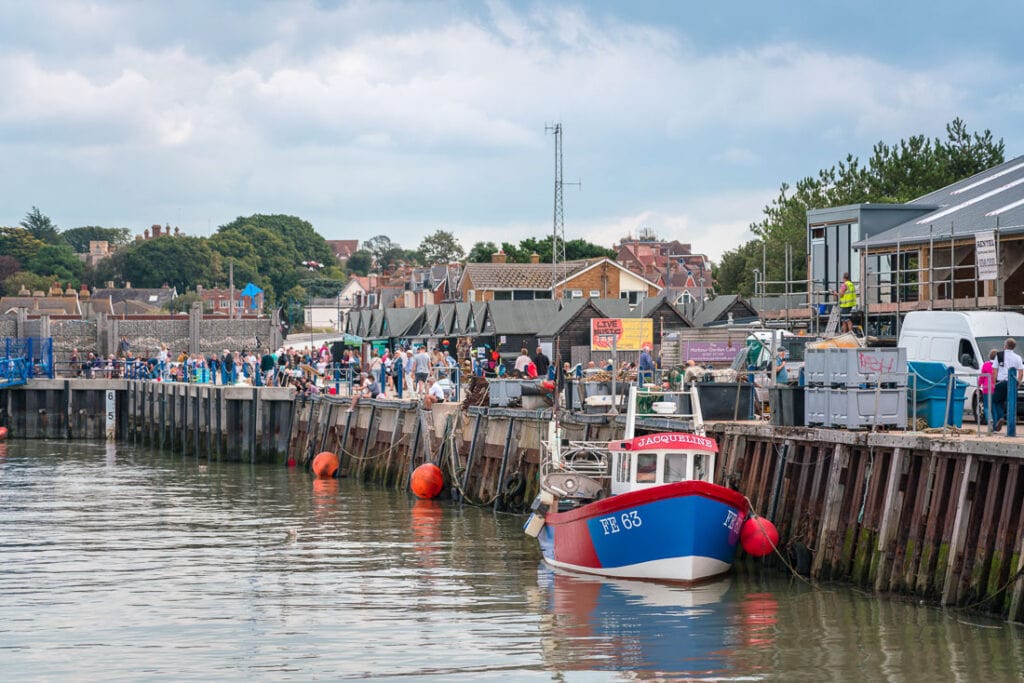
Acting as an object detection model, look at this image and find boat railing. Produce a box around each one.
[625,385,706,438]
[540,439,611,481]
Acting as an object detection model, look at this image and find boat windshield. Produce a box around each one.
[694,452,708,481]
[636,452,658,482]
[664,453,687,483]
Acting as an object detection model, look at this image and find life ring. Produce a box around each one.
[502,472,526,498]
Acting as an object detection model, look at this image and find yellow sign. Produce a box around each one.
[590,318,653,351]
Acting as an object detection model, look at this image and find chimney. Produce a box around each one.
[144,228,150,239]
[196,284,203,294]
[491,249,507,264]
[529,252,540,264]
[125,281,132,289]
[106,281,114,288]
[49,282,62,296]
[79,283,91,299]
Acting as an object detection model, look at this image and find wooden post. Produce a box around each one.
[812,444,850,577]
[493,418,517,513]
[462,413,484,495]
[873,448,905,591]
[942,455,979,605]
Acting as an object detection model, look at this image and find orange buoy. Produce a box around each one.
[410,463,444,499]
[0,426,7,440]
[740,516,779,557]
[311,451,339,479]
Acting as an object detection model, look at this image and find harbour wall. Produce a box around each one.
[3,380,1024,622]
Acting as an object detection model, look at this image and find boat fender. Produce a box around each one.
[523,513,546,537]
[502,472,526,499]
[529,495,549,515]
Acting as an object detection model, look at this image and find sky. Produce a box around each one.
[1,0,1022,262]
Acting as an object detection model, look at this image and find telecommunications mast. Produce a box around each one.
[545,122,580,295]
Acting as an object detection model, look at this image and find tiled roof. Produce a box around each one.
[0,296,81,315]
[462,260,591,290]
[92,287,176,306]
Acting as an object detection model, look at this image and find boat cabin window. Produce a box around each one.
[663,453,688,483]
[693,453,708,481]
[636,453,658,482]
[615,453,631,483]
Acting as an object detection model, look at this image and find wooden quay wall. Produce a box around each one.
[4,379,1024,622]
[292,398,1024,623]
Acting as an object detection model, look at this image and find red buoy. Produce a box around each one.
[411,463,444,499]
[311,451,339,479]
[0,426,7,440]
[740,516,779,557]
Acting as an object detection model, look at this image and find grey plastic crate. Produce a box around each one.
[804,387,830,426]
[805,349,828,387]
[489,380,523,407]
[827,387,908,429]
[829,348,907,387]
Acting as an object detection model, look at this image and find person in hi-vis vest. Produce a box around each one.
[834,272,857,334]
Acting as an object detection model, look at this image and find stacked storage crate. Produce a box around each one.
[804,348,908,429]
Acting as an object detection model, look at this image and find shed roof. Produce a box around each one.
[485,300,562,334]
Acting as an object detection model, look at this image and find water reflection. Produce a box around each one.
[2,440,1024,682]
[536,567,778,678]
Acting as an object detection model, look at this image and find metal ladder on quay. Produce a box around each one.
[823,304,841,337]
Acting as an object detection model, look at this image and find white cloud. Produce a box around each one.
[0,1,1017,261]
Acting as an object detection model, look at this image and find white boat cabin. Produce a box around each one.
[607,433,718,496]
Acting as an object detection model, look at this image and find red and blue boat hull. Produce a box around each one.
[537,481,748,583]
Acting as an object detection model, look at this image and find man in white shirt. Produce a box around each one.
[423,378,447,410]
[994,338,1024,431]
[514,348,532,375]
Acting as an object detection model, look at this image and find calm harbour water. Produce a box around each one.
[1,440,1022,682]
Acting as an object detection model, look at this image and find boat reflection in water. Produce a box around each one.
[534,566,778,678]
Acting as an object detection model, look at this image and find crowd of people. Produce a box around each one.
[62,337,470,409]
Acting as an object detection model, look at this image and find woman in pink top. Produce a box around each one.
[979,349,998,425]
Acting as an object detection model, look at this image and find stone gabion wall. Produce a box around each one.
[51,319,100,362]
[118,319,191,359]
[0,317,16,338]
[199,318,275,355]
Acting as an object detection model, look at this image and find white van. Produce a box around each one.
[898,310,1024,421]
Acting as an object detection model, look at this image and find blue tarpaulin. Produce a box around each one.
[239,283,263,309]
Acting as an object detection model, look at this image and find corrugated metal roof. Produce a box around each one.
[857,154,1024,248]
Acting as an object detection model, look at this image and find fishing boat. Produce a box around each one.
[525,386,770,583]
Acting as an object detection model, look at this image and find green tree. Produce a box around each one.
[0,255,20,284]
[417,229,465,264]
[2,270,52,296]
[467,241,499,263]
[62,226,132,253]
[346,249,372,276]
[163,291,203,314]
[722,118,1005,295]
[27,244,84,283]
[211,214,333,305]
[20,206,62,244]
[0,227,46,263]
[94,236,221,291]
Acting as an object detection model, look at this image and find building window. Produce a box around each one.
[494,291,512,300]
[568,289,583,299]
[620,291,643,305]
[589,289,601,297]
[468,290,476,302]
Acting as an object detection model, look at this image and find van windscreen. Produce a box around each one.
[977,337,1006,360]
